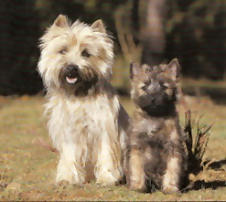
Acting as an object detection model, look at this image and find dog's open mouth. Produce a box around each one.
[64,67,79,85]
[66,76,78,84]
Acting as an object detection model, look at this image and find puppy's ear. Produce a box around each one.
[167,58,181,81]
[53,14,69,28]
[130,63,141,79]
[91,19,106,33]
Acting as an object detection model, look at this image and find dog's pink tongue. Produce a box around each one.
[66,77,77,84]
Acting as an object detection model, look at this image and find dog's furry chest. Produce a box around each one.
[130,116,183,158]
[46,94,119,150]
[132,117,179,139]
[130,116,184,188]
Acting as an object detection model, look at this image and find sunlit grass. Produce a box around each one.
[0,95,225,200]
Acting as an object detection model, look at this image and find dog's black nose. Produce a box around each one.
[65,65,79,78]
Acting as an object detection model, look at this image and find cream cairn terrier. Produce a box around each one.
[38,15,129,186]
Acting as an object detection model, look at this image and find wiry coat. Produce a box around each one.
[127,60,187,193]
[38,15,129,185]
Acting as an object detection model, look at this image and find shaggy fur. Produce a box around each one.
[127,59,187,193]
[38,15,129,185]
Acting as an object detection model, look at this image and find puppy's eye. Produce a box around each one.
[82,49,91,58]
[59,48,67,55]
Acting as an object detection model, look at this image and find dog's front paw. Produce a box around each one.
[129,185,146,193]
[128,180,146,192]
[162,185,179,194]
[96,172,119,186]
[96,177,117,186]
[56,162,86,185]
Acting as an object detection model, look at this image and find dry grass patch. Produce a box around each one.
[0,95,225,200]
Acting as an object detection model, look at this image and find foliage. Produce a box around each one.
[184,110,213,175]
[0,0,42,95]
[0,0,225,95]
[166,0,226,79]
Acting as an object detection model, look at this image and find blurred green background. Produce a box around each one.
[0,0,226,97]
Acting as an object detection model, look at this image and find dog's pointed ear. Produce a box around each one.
[39,15,69,49]
[130,63,141,79]
[53,14,69,28]
[91,19,106,33]
[167,58,181,81]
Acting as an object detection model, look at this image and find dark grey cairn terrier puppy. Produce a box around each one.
[127,59,187,193]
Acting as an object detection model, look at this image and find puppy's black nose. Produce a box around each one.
[65,65,79,78]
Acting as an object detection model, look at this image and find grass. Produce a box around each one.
[0,95,226,201]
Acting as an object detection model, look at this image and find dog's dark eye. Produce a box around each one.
[82,49,91,58]
[161,82,169,89]
[141,86,147,91]
[141,85,147,91]
[59,48,67,55]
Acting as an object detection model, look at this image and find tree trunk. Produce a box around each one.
[140,0,166,66]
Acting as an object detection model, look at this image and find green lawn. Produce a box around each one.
[0,95,225,201]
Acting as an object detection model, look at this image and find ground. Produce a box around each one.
[0,94,225,201]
